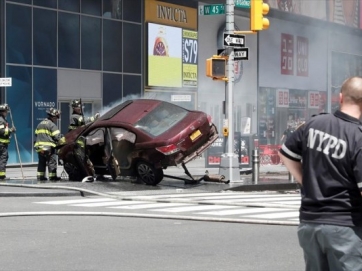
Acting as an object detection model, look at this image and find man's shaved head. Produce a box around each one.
[341,76,362,104]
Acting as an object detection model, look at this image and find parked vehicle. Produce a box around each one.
[58,99,219,185]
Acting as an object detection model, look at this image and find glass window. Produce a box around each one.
[6,4,31,64]
[123,74,141,97]
[103,73,122,107]
[33,0,57,8]
[8,0,31,4]
[135,102,187,137]
[59,0,80,12]
[33,9,57,66]
[123,0,141,22]
[103,0,122,19]
[103,20,122,72]
[81,16,101,70]
[81,0,101,16]
[123,23,141,74]
[58,13,80,69]
[6,65,32,163]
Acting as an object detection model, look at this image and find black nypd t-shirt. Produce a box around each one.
[280,110,362,227]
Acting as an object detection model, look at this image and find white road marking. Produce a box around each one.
[243,211,299,219]
[71,201,147,207]
[35,198,116,205]
[109,203,191,209]
[198,207,292,216]
[154,205,235,213]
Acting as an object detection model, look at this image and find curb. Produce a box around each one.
[226,182,299,192]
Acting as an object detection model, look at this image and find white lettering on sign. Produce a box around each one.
[171,95,191,102]
[281,34,294,75]
[276,89,289,107]
[307,128,346,159]
[297,36,308,77]
[34,101,56,107]
[309,91,319,108]
[0,77,12,87]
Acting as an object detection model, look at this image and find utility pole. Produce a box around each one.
[221,0,240,182]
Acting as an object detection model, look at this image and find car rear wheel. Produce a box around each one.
[136,161,163,185]
[64,162,84,181]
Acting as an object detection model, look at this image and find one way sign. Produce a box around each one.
[234,48,249,60]
[223,33,245,47]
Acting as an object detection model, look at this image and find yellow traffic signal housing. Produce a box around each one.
[250,0,270,31]
[206,56,227,80]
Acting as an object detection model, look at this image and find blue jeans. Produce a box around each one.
[298,222,362,271]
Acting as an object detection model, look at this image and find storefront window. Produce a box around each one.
[123,22,141,74]
[103,20,122,72]
[81,16,101,70]
[123,0,141,22]
[59,0,80,13]
[58,12,80,69]
[123,75,141,97]
[33,8,57,67]
[6,4,31,65]
[103,73,122,107]
[81,0,101,16]
[103,0,122,19]
[33,0,57,8]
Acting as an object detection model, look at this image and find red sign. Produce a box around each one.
[281,33,294,75]
[297,36,308,77]
[308,91,319,108]
[277,89,289,107]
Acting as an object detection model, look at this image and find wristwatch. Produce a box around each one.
[153,27,169,56]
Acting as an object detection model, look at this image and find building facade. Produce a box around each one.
[1,0,362,165]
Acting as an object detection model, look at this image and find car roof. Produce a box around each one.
[98,99,163,124]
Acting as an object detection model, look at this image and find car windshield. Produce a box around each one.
[134,102,188,137]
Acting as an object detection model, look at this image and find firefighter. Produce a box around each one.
[0,104,15,180]
[68,99,100,131]
[34,108,65,181]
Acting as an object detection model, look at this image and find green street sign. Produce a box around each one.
[235,0,250,8]
[199,4,225,16]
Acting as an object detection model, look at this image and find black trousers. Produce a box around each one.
[37,148,57,179]
[0,144,9,178]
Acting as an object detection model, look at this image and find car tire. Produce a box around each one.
[136,161,163,185]
[64,162,84,181]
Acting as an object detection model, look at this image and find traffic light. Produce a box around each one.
[206,56,227,80]
[250,0,270,31]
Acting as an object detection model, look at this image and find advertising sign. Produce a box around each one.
[276,89,289,107]
[182,30,198,87]
[281,33,294,75]
[148,23,198,88]
[308,91,320,109]
[296,36,308,77]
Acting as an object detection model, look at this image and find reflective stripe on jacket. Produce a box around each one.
[0,115,11,144]
[34,118,63,150]
[68,113,95,131]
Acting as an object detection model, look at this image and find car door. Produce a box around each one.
[104,128,121,180]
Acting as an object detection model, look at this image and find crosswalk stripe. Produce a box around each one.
[197,207,293,216]
[109,203,191,209]
[35,198,116,205]
[70,201,147,207]
[154,205,235,213]
[232,197,298,202]
[243,211,299,219]
[187,194,300,200]
[274,200,300,205]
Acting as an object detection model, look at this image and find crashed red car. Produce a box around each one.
[58,99,219,185]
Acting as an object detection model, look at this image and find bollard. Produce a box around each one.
[288,172,295,183]
[252,149,259,184]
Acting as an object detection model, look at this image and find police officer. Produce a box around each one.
[34,108,65,181]
[279,77,362,269]
[68,99,100,131]
[0,104,15,180]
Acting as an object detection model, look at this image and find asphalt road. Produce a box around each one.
[0,206,305,271]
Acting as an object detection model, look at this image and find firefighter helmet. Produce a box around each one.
[71,99,82,108]
[46,108,61,118]
[0,104,9,112]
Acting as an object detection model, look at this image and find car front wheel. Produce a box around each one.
[136,161,163,185]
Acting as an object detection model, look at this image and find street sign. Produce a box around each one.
[234,48,249,60]
[234,0,250,8]
[199,4,225,16]
[223,33,245,47]
[0,77,12,87]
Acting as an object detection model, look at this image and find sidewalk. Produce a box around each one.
[0,158,298,196]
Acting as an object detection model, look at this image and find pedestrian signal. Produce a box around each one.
[206,56,227,80]
[250,0,270,31]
